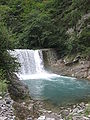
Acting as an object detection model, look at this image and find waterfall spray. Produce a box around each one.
[9,49,60,80]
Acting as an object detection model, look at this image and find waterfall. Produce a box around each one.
[9,49,60,80]
[34,50,45,73]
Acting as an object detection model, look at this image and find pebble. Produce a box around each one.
[47,111,52,114]
[27,117,33,120]
[73,108,79,113]
[80,102,85,108]
[37,116,46,120]
[0,96,2,100]
[0,94,15,120]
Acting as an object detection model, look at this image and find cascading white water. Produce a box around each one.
[9,49,60,80]
[9,49,37,74]
[34,50,45,73]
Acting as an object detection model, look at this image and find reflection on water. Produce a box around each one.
[22,76,90,105]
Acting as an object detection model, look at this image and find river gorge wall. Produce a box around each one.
[42,49,90,80]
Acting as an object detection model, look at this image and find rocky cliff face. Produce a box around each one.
[42,49,57,71]
[51,59,90,80]
[42,49,90,80]
[8,73,29,100]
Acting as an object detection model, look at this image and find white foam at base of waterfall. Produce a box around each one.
[9,49,60,80]
[16,72,60,80]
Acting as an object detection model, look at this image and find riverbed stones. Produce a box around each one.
[83,116,90,120]
[5,99,12,104]
[72,108,80,113]
[61,109,70,116]
[36,101,90,120]
[27,117,33,120]
[0,116,7,120]
[0,93,15,120]
[28,103,34,111]
[1,92,90,120]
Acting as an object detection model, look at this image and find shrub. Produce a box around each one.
[0,80,8,97]
[0,69,8,97]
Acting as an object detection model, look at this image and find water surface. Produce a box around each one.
[22,76,90,106]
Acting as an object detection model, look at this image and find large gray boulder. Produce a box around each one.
[8,73,29,100]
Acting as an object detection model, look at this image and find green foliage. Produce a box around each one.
[0,22,19,78]
[0,0,89,57]
[0,5,10,21]
[0,80,7,96]
[0,22,11,51]
[0,69,8,96]
[79,28,90,47]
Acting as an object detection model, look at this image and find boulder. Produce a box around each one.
[8,73,29,100]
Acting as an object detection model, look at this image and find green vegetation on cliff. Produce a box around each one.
[0,0,90,81]
[0,21,19,87]
[0,69,8,96]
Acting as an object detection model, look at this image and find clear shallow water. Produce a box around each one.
[22,76,90,106]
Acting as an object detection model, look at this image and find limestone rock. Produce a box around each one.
[8,73,29,100]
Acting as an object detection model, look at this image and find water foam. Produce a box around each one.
[16,72,60,80]
[9,49,60,80]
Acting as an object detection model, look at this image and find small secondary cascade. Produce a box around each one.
[9,49,59,80]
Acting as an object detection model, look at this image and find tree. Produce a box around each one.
[0,22,19,77]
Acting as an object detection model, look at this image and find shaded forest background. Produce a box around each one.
[0,0,90,82]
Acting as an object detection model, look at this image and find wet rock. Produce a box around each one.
[37,116,46,120]
[8,73,29,100]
